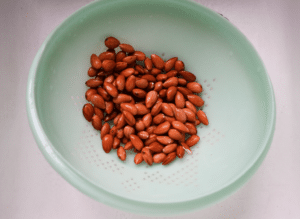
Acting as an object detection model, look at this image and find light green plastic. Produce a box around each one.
[27,0,276,216]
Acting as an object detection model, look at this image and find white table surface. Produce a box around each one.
[1,0,300,218]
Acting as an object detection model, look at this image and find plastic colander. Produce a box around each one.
[26,0,276,216]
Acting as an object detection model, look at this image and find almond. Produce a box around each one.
[163,77,178,88]
[104,75,114,84]
[156,136,174,145]
[142,113,152,128]
[168,129,184,141]
[82,103,94,122]
[113,137,121,149]
[123,111,136,126]
[176,146,185,158]
[85,89,98,101]
[124,126,135,139]
[151,54,164,70]
[171,121,189,133]
[124,141,133,150]
[85,79,102,88]
[162,143,177,154]
[178,78,187,86]
[141,74,156,82]
[166,70,178,78]
[174,60,184,71]
[178,71,196,82]
[130,134,144,151]
[114,62,127,71]
[119,44,135,53]
[144,57,153,70]
[151,68,162,75]
[103,82,118,98]
[151,101,162,116]
[102,134,113,153]
[183,108,197,122]
[91,115,102,130]
[153,153,167,163]
[134,153,144,164]
[135,119,145,132]
[144,134,157,146]
[186,101,197,114]
[99,51,115,61]
[133,51,146,61]
[181,142,192,155]
[87,67,97,77]
[177,87,193,98]
[117,147,126,161]
[113,94,132,104]
[186,135,200,147]
[137,131,149,140]
[122,137,129,144]
[159,89,167,98]
[187,82,202,93]
[185,122,197,135]
[105,36,120,49]
[135,103,150,115]
[197,110,209,125]
[94,107,104,120]
[120,68,135,77]
[174,108,187,123]
[164,57,178,72]
[90,94,106,109]
[100,122,110,139]
[132,88,147,98]
[154,121,171,135]
[187,94,204,107]
[122,55,136,65]
[145,91,158,108]
[102,60,116,72]
[164,116,176,123]
[125,75,136,92]
[166,86,177,102]
[142,148,153,166]
[162,152,176,165]
[135,78,148,89]
[104,111,118,122]
[116,129,124,139]
[175,91,185,108]
[90,54,102,69]
[147,82,155,90]
[146,126,156,135]
[97,87,110,101]
[154,81,163,92]
[116,51,126,62]
[148,142,164,153]
[105,101,114,114]
[115,113,126,129]
[161,103,174,117]
[156,74,168,81]
[120,103,137,115]
[153,113,165,125]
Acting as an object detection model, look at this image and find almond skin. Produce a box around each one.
[183,108,197,122]
[130,134,144,150]
[85,79,102,88]
[178,78,187,86]
[124,126,135,139]
[154,121,171,135]
[185,101,197,114]
[87,67,97,77]
[94,107,104,120]
[105,36,120,49]
[161,103,174,117]
[153,153,167,163]
[91,94,106,109]
[132,88,147,98]
[120,103,137,115]
[159,89,167,98]
[144,134,157,146]
[122,55,136,65]
[103,82,118,97]
[187,94,204,107]
[113,94,132,104]
[156,136,174,145]
[134,153,144,164]
[148,142,164,153]
[162,143,177,154]
[85,89,98,101]
[135,119,145,132]
[119,44,135,53]
[162,152,176,165]
[174,108,187,123]
[154,81,163,92]
[145,91,158,108]
[142,148,153,166]
[99,51,115,61]
[116,129,124,139]
[181,142,192,154]
[176,146,185,158]
[175,91,185,109]
[172,121,189,133]
[135,78,148,89]
[138,131,149,140]
[114,62,127,72]
[187,82,202,93]
[197,110,209,125]
[102,134,113,153]
[100,123,110,139]
[82,103,94,122]
[115,113,126,129]
[105,101,114,114]
[124,141,134,150]
[186,135,200,147]
[151,54,164,70]
[185,122,197,135]
[151,101,162,116]
[115,74,125,91]
[97,87,110,101]
[116,51,126,62]
[92,115,102,130]
[153,113,165,125]
[178,71,196,82]
[168,129,184,141]
[164,57,178,72]
[177,87,193,98]
[125,75,136,92]
[166,70,178,78]
[121,68,135,77]
[144,57,153,70]
[133,51,146,61]
[112,137,121,149]
[117,147,126,161]
[135,103,150,115]
[90,54,102,69]
[146,126,156,135]
[166,86,177,102]
[102,60,116,72]
[174,60,184,72]
[123,111,136,126]
[142,113,152,128]
[163,77,178,88]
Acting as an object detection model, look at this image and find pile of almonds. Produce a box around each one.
[82,37,209,165]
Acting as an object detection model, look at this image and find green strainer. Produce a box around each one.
[26,0,276,216]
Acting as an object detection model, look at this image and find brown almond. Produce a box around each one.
[144,134,157,146]
[133,51,146,61]
[186,101,197,114]
[151,68,162,75]
[142,149,153,166]
[151,101,162,116]
[121,68,135,77]
[103,82,118,97]
[132,88,147,98]
[116,51,126,62]
[85,89,97,101]
[87,67,97,77]
[90,54,102,69]
[115,113,126,129]
[145,91,158,108]
[116,129,124,139]
[187,94,204,107]
[187,82,202,93]
[186,135,200,147]
[179,71,196,82]
[153,113,166,125]
[123,111,136,126]
[153,153,167,163]
[197,110,209,125]
[164,116,176,123]
[159,89,167,98]
[137,131,149,140]
[135,103,150,115]
[82,103,94,122]
[113,137,121,149]
[175,91,185,108]
[122,55,136,65]
[117,147,126,161]
[122,137,129,144]
[105,36,120,49]
[135,119,145,132]
[104,111,118,122]
[99,51,115,61]
[135,65,144,74]
[156,136,174,145]
[141,74,156,82]
[100,122,110,139]
[156,74,168,81]
[119,43,135,53]
[181,142,192,155]
[120,103,137,115]
[177,87,193,98]
[94,107,104,120]
[168,129,184,141]
[163,77,178,88]
[114,62,128,71]
[171,121,189,133]
[105,101,114,114]
[124,141,134,150]
[166,86,177,102]
[183,108,197,122]
[113,113,121,125]
[176,146,185,158]
[161,103,174,117]
[151,54,164,70]
[169,103,176,114]
[124,126,135,139]
[174,60,184,71]
[147,82,155,90]
[102,60,115,72]
[162,152,176,165]
[148,142,164,153]
[178,78,187,86]
[134,153,144,164]
[162,143,177,154]
[130,134,144,150]
[144,57,153,70]
[154,121,171,135]
[195,119,201,126]
[185,122,197,135]
[104,75,114,84]
[154,81,163,92]
[164,57,178,72]
[113,94,132,104]
[146,126,156,135]
[102,134,113,153]
[142,113,152,128]
[85,79,102,88]
[135,78,148,89]
[166,70,178,78]
[125,75,136,92]
[174,108,187,123]
[97,87,110,101]
[90,94,105,109]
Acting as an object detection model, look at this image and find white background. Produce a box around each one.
[1,0,300,218]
